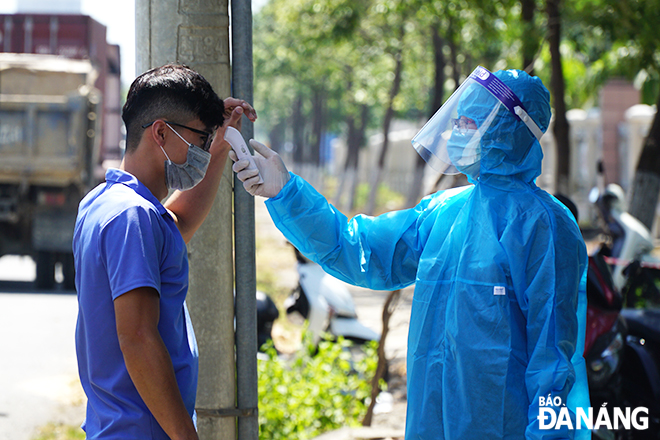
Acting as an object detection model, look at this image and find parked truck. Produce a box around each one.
[0,13,122,289]
[0,13,123,170]
[0,53,101,289]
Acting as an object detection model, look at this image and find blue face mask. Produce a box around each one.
[160,123,212,191]
[447,128,481,178]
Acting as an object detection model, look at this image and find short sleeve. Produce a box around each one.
[99,205,163,300]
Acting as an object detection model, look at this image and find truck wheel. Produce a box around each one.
[62,253,76,291]
[36,251,56,290]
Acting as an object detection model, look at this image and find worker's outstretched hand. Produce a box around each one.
[229,139,290,198]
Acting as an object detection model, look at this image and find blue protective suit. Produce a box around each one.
[266,70,589,439]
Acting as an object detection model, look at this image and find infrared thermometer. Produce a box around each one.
[224,126,263,184]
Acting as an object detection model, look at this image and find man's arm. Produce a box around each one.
[165,98,257,243]
[114,287,198,440]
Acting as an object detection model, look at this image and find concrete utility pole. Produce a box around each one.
[136,0,236,438]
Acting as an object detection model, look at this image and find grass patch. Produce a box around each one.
[31,423,84,440]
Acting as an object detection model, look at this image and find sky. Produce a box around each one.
[0,0,268,87]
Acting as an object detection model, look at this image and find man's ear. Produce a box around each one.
[147,120,168,146]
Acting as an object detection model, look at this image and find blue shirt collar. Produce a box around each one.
[105,168,169,217]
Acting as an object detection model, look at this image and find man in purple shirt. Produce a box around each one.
[73,64,256,439]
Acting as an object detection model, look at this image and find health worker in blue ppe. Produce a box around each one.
[231,66,590,439]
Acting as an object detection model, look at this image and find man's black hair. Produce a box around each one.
[122,64,225,153]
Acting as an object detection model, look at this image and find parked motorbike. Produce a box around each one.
[619,307,660,439]
[556,194,660,439]
[586,254,660,439]
[585,249,628,440]
[256,290,279,350]
[283,245,380,346]
[589,183,660,307]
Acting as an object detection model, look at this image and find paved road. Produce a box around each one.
[0,256,83,440]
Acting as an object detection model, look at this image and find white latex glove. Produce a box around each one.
[229,139,290,198]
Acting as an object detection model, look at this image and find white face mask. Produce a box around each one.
[160,123,212,191]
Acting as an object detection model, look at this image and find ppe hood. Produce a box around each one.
[412,66,550,183]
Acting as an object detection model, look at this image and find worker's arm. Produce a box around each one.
[166,98,257,243]
[264,174,462,290]
[513,217,587,439]
[114,287,198,440]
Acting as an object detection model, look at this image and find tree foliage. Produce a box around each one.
[254,0,660,215]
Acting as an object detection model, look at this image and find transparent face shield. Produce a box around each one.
[411,66,544,176]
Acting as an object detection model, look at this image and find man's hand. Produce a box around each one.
[223,97,257,130]
[209,98,257,154]
[230,139,290,198]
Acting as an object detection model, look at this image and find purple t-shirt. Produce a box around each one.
[73,168,198,439]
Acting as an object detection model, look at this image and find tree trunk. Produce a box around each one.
[335,72,356,209]
[366,45,404,215]
[351,105,369,210]
[521,0,537,73]
[347,167,360,212]
[335,108,361,209]
[310,88,325,167]
[336,104,369,211]
[291,94,305,166]
[547,0,570,194]
[429,24,447,115]
[407,156,428,207]
[627,91,660,231]
[362,289,401,427]
[407,23,446,207]
[448,20,460,88]
[334,118,356,208]
[267,119,286,153]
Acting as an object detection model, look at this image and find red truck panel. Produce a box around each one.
[1,13,122,167]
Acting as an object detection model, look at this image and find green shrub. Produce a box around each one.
[258,334,378,440]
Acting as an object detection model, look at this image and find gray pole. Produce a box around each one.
[231,0,259,439]
[136,0,236,439]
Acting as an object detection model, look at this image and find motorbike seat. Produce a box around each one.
[621,308,660,344]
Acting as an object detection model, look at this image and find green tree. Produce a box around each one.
[255,0,658,211]
[364,0,412,215]
[402,0,526,205]
[569,0,660,229]
[547,0,571,194]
